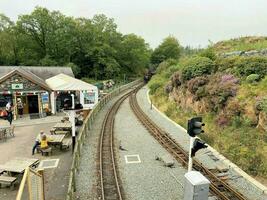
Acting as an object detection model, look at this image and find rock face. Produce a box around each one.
[220,48,267,58]
[171,87,267,131]
[256,112,267,132]
[171,89,210,114]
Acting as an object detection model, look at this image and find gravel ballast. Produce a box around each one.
[136,86,267,200]
[115,98,186,200]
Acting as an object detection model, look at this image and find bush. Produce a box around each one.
[206,74,239,111]
[199,47,217,60]
[217,56,267,79]
[187,76,209,94]
[235,56,267,78]
[246,74,260,83]
[256,97,267,113]
[148,75,166,95]
[170,72,182,88]
[181,56,215,81]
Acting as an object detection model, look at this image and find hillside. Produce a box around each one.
[148,37,267,184]
[212,36,267,53]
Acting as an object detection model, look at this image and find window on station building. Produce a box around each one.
[84,92,95,104]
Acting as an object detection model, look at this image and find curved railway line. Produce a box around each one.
[97,85,140,200]
[129,85,248,200]
[96,82,248,200]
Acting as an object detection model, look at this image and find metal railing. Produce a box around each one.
[66,79,140,200]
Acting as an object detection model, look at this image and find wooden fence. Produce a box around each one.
[66,80,140,200]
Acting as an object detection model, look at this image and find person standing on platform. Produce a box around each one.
[6,101,13,125]
[17,98,24,118]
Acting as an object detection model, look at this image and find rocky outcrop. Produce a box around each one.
[220,49,267,58]
[171,89,210,114]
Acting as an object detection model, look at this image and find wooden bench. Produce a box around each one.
[0,175,17,190]
[55,130,69,135]
[62,138,72,150]
[40,147,52,156]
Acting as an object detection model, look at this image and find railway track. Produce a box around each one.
[98,85,140,200]
[129,86,248,200]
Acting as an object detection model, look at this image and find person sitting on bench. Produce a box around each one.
[32,130,45,155]
[40,135,52,150]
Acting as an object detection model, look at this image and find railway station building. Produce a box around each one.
[0,66,98,120]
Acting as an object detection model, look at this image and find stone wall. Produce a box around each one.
[220,48,267,58]
[0,74,45,91]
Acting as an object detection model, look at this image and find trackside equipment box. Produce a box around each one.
[184,171,210,200]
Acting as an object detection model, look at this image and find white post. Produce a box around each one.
[70,94,76,152]
[188,137,195,172]
[50,91,56,114]
[71,94,75,109]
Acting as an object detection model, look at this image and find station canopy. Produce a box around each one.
[46,73,97,91]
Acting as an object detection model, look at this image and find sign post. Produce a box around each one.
[188,136,195,172]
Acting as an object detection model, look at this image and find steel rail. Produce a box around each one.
[98,84,140,200]
[129,86,247,200]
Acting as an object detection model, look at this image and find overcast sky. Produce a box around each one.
[1,0,267,48]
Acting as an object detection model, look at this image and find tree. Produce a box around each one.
[118,34,151,75]
[151,36,181,65]
[0,7,152,80]
[0,14,18,65]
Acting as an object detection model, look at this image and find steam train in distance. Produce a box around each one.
[144,69,155,83]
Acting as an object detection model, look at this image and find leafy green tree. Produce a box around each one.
[151,36,181,65]
[0,7,152,80]
[118,34,151,75]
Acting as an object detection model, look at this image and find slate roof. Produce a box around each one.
[0,66,74,80]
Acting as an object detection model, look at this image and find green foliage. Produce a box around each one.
[0,7,151,79]
[199,47,217,60]
[151,36,181,65]
[212,36,267,53]
[234,56,267,78]
[118,34,151,75]
[148,75,167,95]
[67,62,80,77]
[217,56,267,79]
[39,55,57,66]
[181,56,215,81]
[246,74,260,83]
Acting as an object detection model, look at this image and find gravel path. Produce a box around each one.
[115,98,186,200]
[75,90,134,200]
[136,86,267,200]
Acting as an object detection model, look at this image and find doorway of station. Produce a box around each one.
[27,95,39,114]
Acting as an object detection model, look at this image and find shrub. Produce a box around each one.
[148,75,166,95]
[255,97,267,113]
[216,56,239,72]
[199,47,217,60]
[225,99,244,117]
[246,74,260,83]
[187,76,209,94]
[156,61,171,74]
[206,74,239,111]
[235,56,267,78]
[164,82,173,94]
[181,56,215,81]
[170,72,182,88]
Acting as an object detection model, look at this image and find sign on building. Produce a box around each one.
[11,83,23,90]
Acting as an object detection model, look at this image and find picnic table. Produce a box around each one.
[53,122,72,130]
[0,157,39,174]
[52,122,72,135]
[48,134,66,150]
